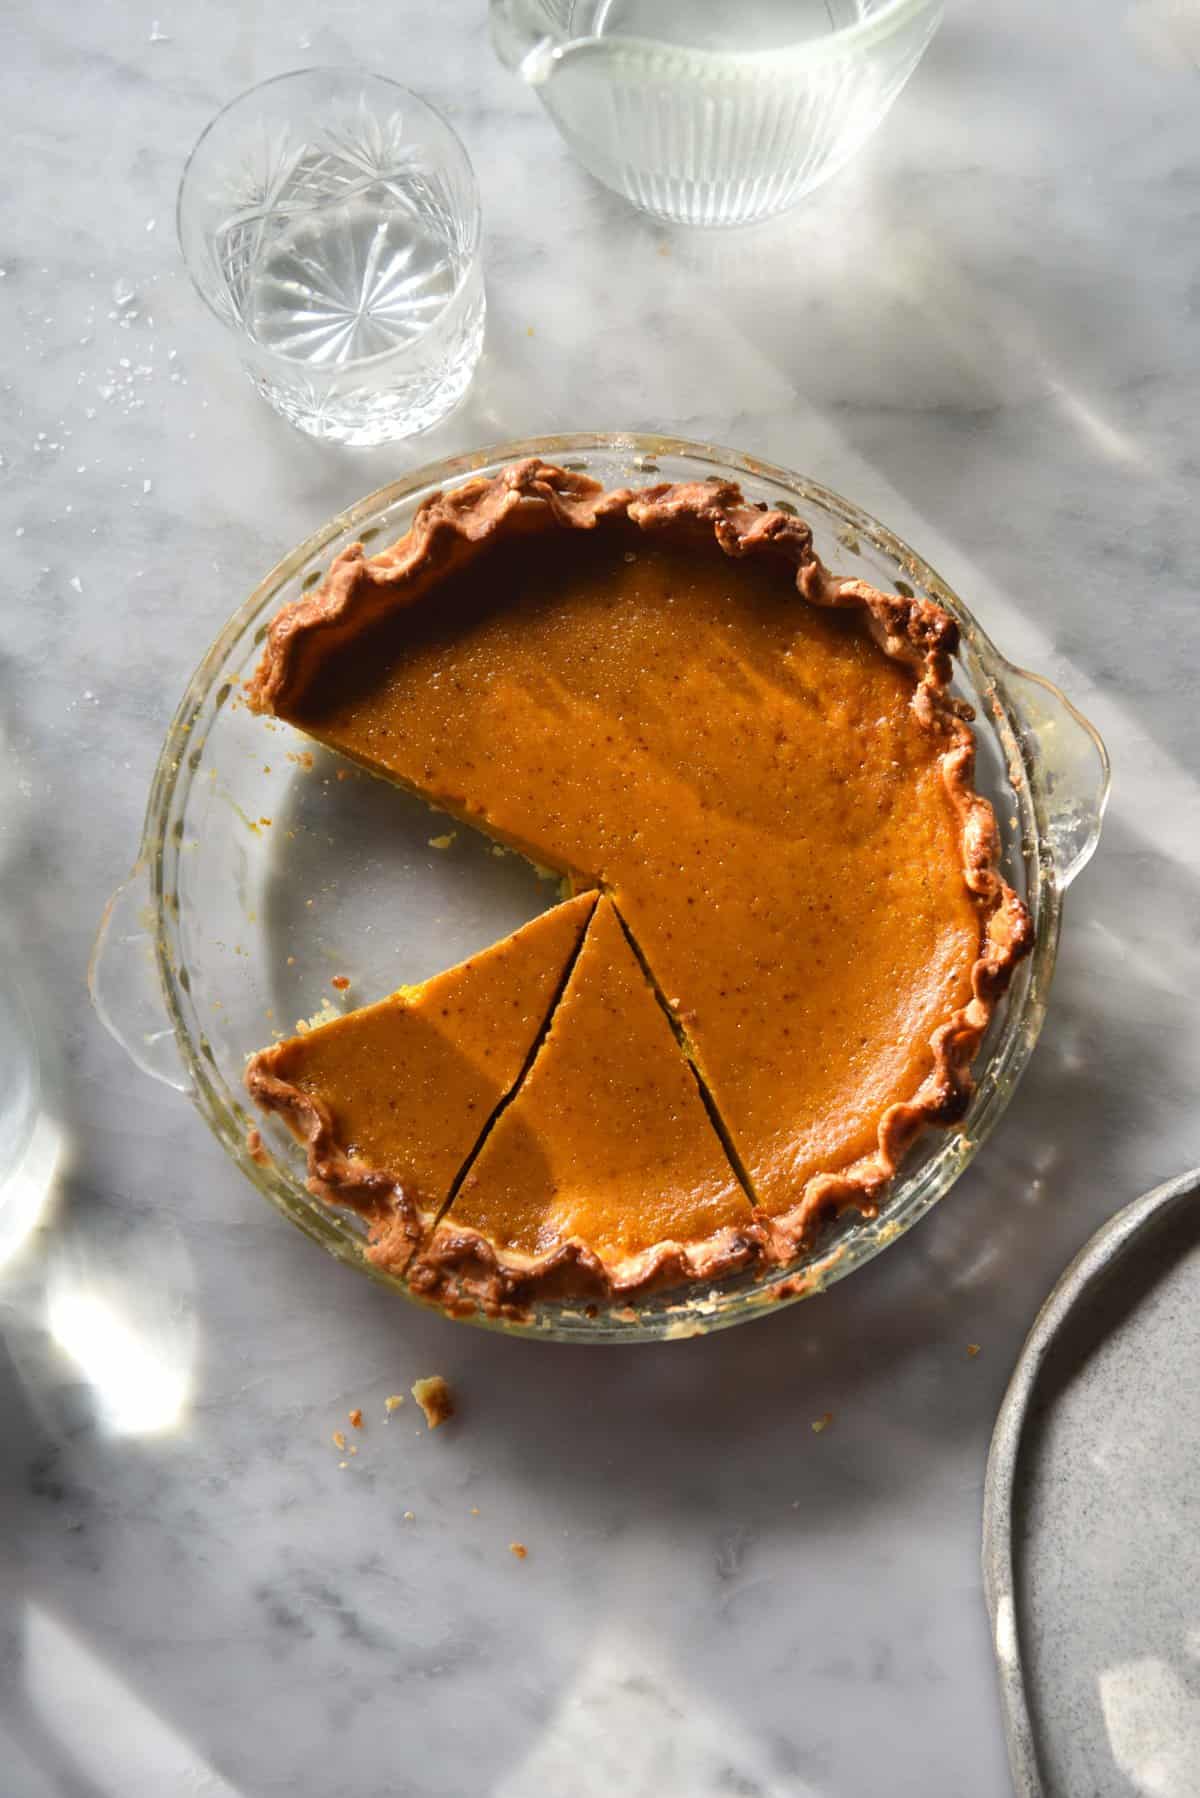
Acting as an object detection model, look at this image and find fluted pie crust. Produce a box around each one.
[244,460,1032,1316]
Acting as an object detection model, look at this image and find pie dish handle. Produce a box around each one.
[1001,663,1111,891]
[88,862,192,1095]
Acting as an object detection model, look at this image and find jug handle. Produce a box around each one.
[490,1,561,83]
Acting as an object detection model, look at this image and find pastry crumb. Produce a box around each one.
[967,1343,982,1357]
[509,1542,528,1560]
[811,1412,833,1434]
[339,1460,348,1469]
[469,1506,480,1517]
[331,974,350,992]
[403,1510,415,1522]
[286,954,296,966]
[385,1394,405,1414]
[349,1445,358,1456]
[349,1408,363,1429]
[412,1375,455,1429]
[428,833,456,850]
[332,1430,346,1450]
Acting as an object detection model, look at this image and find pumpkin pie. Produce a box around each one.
[411,897,757,1311]
[246,459,1031,1309]
[244,891,595,1271]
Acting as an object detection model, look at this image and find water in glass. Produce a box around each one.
[181,74,485,446]
[568,0,868,51]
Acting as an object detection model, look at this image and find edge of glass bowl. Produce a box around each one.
[142,430,1063,1344]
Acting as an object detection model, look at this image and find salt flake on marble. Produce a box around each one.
[145,218,157,233]
[143,479,152,493]
[69,576,83,592]
[148,19,171,40]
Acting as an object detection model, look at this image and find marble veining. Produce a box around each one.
[1,1,1199,1793]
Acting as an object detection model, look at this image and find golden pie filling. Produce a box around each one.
[245,893,595,1273]
[245,461,1031,1313]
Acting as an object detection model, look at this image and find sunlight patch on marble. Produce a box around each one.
[0,1111,63,1274]
[23,1604,246,1798]
[46,1287,191,1436]
[491,1627,822,1798]
[1045,377,1145,469]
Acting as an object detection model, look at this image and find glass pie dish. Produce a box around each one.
[90,433,1109,1342]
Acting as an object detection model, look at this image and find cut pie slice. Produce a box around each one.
[409,897,759,1311]
[244,891,596,1271]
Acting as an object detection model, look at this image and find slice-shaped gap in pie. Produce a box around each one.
[409,897,760,1313]
[244,891,597,1272]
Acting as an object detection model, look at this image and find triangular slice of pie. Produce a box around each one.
[410,897,758,1309]
[245,892,596,1271]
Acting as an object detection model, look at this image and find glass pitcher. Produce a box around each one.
[491,0,942,228]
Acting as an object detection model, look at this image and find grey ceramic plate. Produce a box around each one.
[983,1168,1200,1797]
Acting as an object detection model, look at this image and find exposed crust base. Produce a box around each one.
[248,459,1033,1314]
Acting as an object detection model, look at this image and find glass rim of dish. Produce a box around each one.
[126,430,1107,1343]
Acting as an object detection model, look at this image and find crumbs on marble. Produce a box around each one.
[509,1542,528,1560]
[332,1430,347,1451]
[428,833,456,851]
[469,1506,480,1516]
[811,1412,833,1434]
[349,1408,363,1429]
[967,1343,982,1358]
[403,1510,415,1522]
[412,1375,455,1429]
[287,749,314,768]
[385,1394,405,1415]
[332,974,350,992]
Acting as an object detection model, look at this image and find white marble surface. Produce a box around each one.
[2,3,1199,1794]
